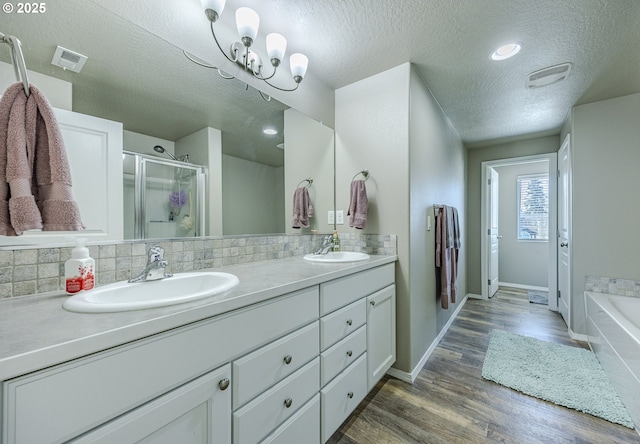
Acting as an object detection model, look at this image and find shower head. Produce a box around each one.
[153,145,177,160]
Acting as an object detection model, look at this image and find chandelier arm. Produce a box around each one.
[262,78,300,92]
[217,69,235,80]
[258,91,272,101]
[253,64,277,81]
[210,21,237,64]
[183,50,218,69]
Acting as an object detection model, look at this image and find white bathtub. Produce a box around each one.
[585,292,640,429]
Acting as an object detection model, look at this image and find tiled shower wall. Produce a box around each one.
[585,275,640,297]
[0,233,397,299]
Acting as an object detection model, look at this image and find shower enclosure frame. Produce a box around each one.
[124,151,207,239]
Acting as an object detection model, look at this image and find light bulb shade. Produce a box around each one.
[266,33,287,65]
[290,53,308,81]
[201,0,225,20]
[236,7,259,42]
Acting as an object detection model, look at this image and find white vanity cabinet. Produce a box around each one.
[318,263,395,443]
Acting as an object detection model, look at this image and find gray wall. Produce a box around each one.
[466,136,560,294]
[222,155,284,235]
[495,162,549,288]
[569,92,640,334]
[335,63,466,375]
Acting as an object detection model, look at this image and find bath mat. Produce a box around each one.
[482,329,634,428]
[527,290,549,305]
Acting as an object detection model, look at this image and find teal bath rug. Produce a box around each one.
[482,329,634,428]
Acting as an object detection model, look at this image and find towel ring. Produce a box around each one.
[351,169,370,182]
[297,177,313,188]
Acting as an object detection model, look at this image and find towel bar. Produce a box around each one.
[351,169,370,182]
[0,33,30,96]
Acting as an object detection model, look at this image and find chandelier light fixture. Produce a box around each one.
[189,0,309,93]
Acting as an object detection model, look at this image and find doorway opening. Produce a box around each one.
[480,153,558,311]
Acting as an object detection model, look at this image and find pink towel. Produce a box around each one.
[0,82,84,236]
[348,180,368,229]
[436,205,460,309]
[291,187,314,228]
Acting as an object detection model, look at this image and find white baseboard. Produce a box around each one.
[568,328,588,342]
[467,293,483,300]
[387,295,469,384]
[499,282,549,292]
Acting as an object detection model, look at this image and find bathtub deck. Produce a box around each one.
[328,289,640,443]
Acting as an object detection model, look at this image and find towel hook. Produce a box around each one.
[351,169,370,182]
[296,177,313,189]
[0,33,30,97]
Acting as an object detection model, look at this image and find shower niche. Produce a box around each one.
[123,151,207,239]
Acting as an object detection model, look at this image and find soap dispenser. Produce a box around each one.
[332,230,341,252]
[65,238,95,294]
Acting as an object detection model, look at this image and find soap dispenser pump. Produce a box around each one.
[332,230,340,252]
[65,238,95,294]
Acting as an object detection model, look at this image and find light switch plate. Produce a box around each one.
[336,210,344,224]
[328,211,334,224]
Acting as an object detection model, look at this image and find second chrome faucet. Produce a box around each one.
[128,246,173,283]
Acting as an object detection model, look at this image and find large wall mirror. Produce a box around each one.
[0,0,334,246]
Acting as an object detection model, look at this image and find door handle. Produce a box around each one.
[497,235,503,239]
[560,242,568,247]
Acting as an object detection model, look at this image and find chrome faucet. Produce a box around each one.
[128,246,172,283]
[313,235,334,255]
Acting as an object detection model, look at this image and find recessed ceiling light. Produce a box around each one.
[263,128,278,135]
[491,43,521,61]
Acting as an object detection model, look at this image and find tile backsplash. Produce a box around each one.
[585,275,640,297]
[0,233,397,299]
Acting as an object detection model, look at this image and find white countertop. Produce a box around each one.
[0,254,396,381]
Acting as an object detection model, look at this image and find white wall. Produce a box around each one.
[569,92,640,334]
[495,162,549,288]
[284,109,334,234]
[123,130,175,156]
[336,63,466,376]
[222,155,284,235]
[466,136,560,294]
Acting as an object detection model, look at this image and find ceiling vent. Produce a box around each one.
[526,63,572,89]
[51,46,88,73]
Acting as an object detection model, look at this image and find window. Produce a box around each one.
[517,173,549,240]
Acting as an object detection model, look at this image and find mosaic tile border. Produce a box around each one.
[585,275,640,297]
[0,233,397,299]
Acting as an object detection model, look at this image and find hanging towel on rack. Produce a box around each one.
[291,186,314,228]
[0,82,84,236]
[348,179,368,229]
[435,205,460,309]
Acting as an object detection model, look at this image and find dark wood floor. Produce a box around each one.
[328,288,640,443]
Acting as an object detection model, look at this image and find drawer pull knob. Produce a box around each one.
[346,350,353,357]
[370,300,376,306]
[218,378,230,391]
[347,392,354,399]
[346,319,353,326]
[284,398,293,408]
[284,355,293,365]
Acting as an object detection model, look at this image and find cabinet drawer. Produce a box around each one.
[321,325,366,387]
[320,263,394,315]
[233,321,319,408]
[69,364,231,444]
[233,358,320,444]
[2,286,318,444]
[320,298,366,351]
[261,394,320,444]
[320,353,367,443]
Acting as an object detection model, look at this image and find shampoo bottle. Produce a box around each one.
[65,238,95,294]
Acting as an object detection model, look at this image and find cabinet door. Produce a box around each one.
[366,284,396,391]
[70,364,231,444]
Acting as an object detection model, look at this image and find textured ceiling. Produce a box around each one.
[2,0,639,151]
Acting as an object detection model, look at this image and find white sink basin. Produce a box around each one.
[63,272,239,313]
[303,252,370,263]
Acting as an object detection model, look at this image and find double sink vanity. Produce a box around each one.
[0,252,397,444]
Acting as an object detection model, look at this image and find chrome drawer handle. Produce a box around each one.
[218,378,230,391]
[346,350,353,357]
[284,398,293,408]
[284,355,292,365]
[346,319,353,326]
[347,392,354,399]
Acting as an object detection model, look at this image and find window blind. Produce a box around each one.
[517,173,549,241]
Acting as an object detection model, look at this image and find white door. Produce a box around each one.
[558,135,572,326]
[488,167,500,297]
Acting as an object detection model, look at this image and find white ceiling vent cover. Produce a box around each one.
[51,46,88,73]
[526,63,572,89]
